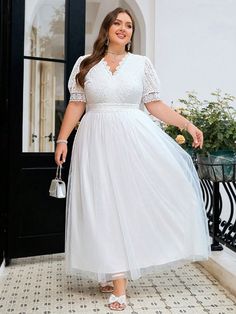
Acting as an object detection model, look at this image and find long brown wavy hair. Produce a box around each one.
[76,7,135,88]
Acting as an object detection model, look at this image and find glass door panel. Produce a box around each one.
[23,60,64,152]
[23,0,66,152]
[24,0,65,59]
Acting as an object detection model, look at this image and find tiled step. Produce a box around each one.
[199,246,236,296]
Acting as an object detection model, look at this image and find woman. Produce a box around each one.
[55,7,210,311]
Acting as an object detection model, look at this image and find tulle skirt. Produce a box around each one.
[65,104,211,284]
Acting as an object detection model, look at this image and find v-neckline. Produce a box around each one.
[101,52,130,77]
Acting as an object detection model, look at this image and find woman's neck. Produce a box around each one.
[106,43,126,55]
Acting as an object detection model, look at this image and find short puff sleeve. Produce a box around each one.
[142,57,161,104]
[68,56,86,103]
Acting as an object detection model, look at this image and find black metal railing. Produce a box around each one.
[196,160,236,253]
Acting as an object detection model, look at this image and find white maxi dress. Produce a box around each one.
[65,52,211,284]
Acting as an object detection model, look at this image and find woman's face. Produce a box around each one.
[108,12,133,47]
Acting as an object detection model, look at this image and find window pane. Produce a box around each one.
[22,60,65,152]
[24,0,65,59]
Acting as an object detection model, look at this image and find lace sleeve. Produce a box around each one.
[68,56,86,102]
[142,56,161,104]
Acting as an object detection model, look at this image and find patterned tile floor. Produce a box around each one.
[0,253,236,314]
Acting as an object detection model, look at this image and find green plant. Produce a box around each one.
[163,90,236,155]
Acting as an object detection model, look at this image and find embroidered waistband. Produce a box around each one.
[86,103,140,112]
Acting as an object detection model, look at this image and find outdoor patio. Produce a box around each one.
[0,252,236,314]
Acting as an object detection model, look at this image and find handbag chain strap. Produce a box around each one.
[56,165,62,180]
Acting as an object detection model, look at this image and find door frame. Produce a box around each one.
[0,0,11,266]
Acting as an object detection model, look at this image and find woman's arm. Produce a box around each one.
[55,101,86,165]
[145,100,203,149]
[57,101,86,140]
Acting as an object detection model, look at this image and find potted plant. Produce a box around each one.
[163,90,236,181]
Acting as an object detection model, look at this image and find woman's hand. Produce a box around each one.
[55,143,68,166]
[187,123,204,149]
[144,100,204,149]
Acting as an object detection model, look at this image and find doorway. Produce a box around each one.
[0,0,85,263]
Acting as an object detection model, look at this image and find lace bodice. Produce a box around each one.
[68,53,161,107]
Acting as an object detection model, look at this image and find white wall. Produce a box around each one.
[155,0,236,106]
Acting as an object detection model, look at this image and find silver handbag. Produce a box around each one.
[49,165,66,198]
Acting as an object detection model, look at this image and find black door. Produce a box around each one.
[1,0,85,262]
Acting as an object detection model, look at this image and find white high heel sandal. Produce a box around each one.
[108,293,127,311]
[108,273,127,311]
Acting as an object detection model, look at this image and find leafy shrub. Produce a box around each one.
[163,90,236,155]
